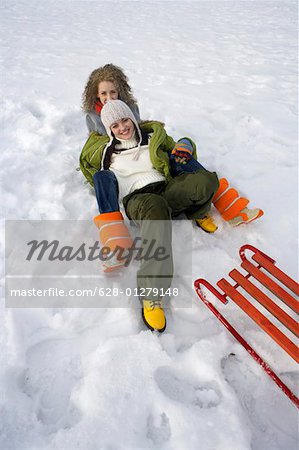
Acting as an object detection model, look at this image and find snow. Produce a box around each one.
[1,0,298,449]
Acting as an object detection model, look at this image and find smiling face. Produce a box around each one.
[97,81,119,104]
[110,118,135,140]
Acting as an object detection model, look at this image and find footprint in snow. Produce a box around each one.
[18,338,82,431]
[24,102,46,121]
[154,366,221,409]
[147,412,171,446]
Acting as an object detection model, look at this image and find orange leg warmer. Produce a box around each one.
[94,211,133,251]
[213,178,250,221]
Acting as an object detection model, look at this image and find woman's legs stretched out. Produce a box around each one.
[93,170,133,272]
[125,191,173,332]
[170,139,263,227]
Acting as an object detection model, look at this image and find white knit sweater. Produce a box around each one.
[109,135,165,200]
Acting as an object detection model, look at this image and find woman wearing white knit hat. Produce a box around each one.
[83,99,219,332]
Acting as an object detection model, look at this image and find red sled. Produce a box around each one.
[194,244,299,408]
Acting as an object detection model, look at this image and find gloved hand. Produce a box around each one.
[170,138,193,165]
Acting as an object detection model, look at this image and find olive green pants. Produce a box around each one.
[123,169,219,300]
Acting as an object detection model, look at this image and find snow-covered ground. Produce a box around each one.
[1,1,298,449]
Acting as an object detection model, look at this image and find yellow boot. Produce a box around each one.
[195,215,218,233]
[142,299,166,332]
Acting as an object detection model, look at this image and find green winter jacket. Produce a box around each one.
[79,121,197,187]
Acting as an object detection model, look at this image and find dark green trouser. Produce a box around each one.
[123,169,219,300]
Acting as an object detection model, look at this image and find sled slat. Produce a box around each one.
[252,253,299,297]
[229,269,299,337]
[217,278,299,363]
[241,260,299,314]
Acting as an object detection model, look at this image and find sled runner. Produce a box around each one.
[194,244,299,408]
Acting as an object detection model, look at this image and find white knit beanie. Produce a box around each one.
[101,100,141,142]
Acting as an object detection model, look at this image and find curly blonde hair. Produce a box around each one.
[82,63,138,113]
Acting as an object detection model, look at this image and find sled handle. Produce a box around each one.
[194,279,228,305]
[239,244,275,264]
[239,245,299,297]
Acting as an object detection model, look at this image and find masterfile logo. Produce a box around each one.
[5,220,193,308]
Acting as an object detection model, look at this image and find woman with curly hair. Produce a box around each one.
[81,64,219,231]
[82,63,140,134]
[80,65,263,273]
